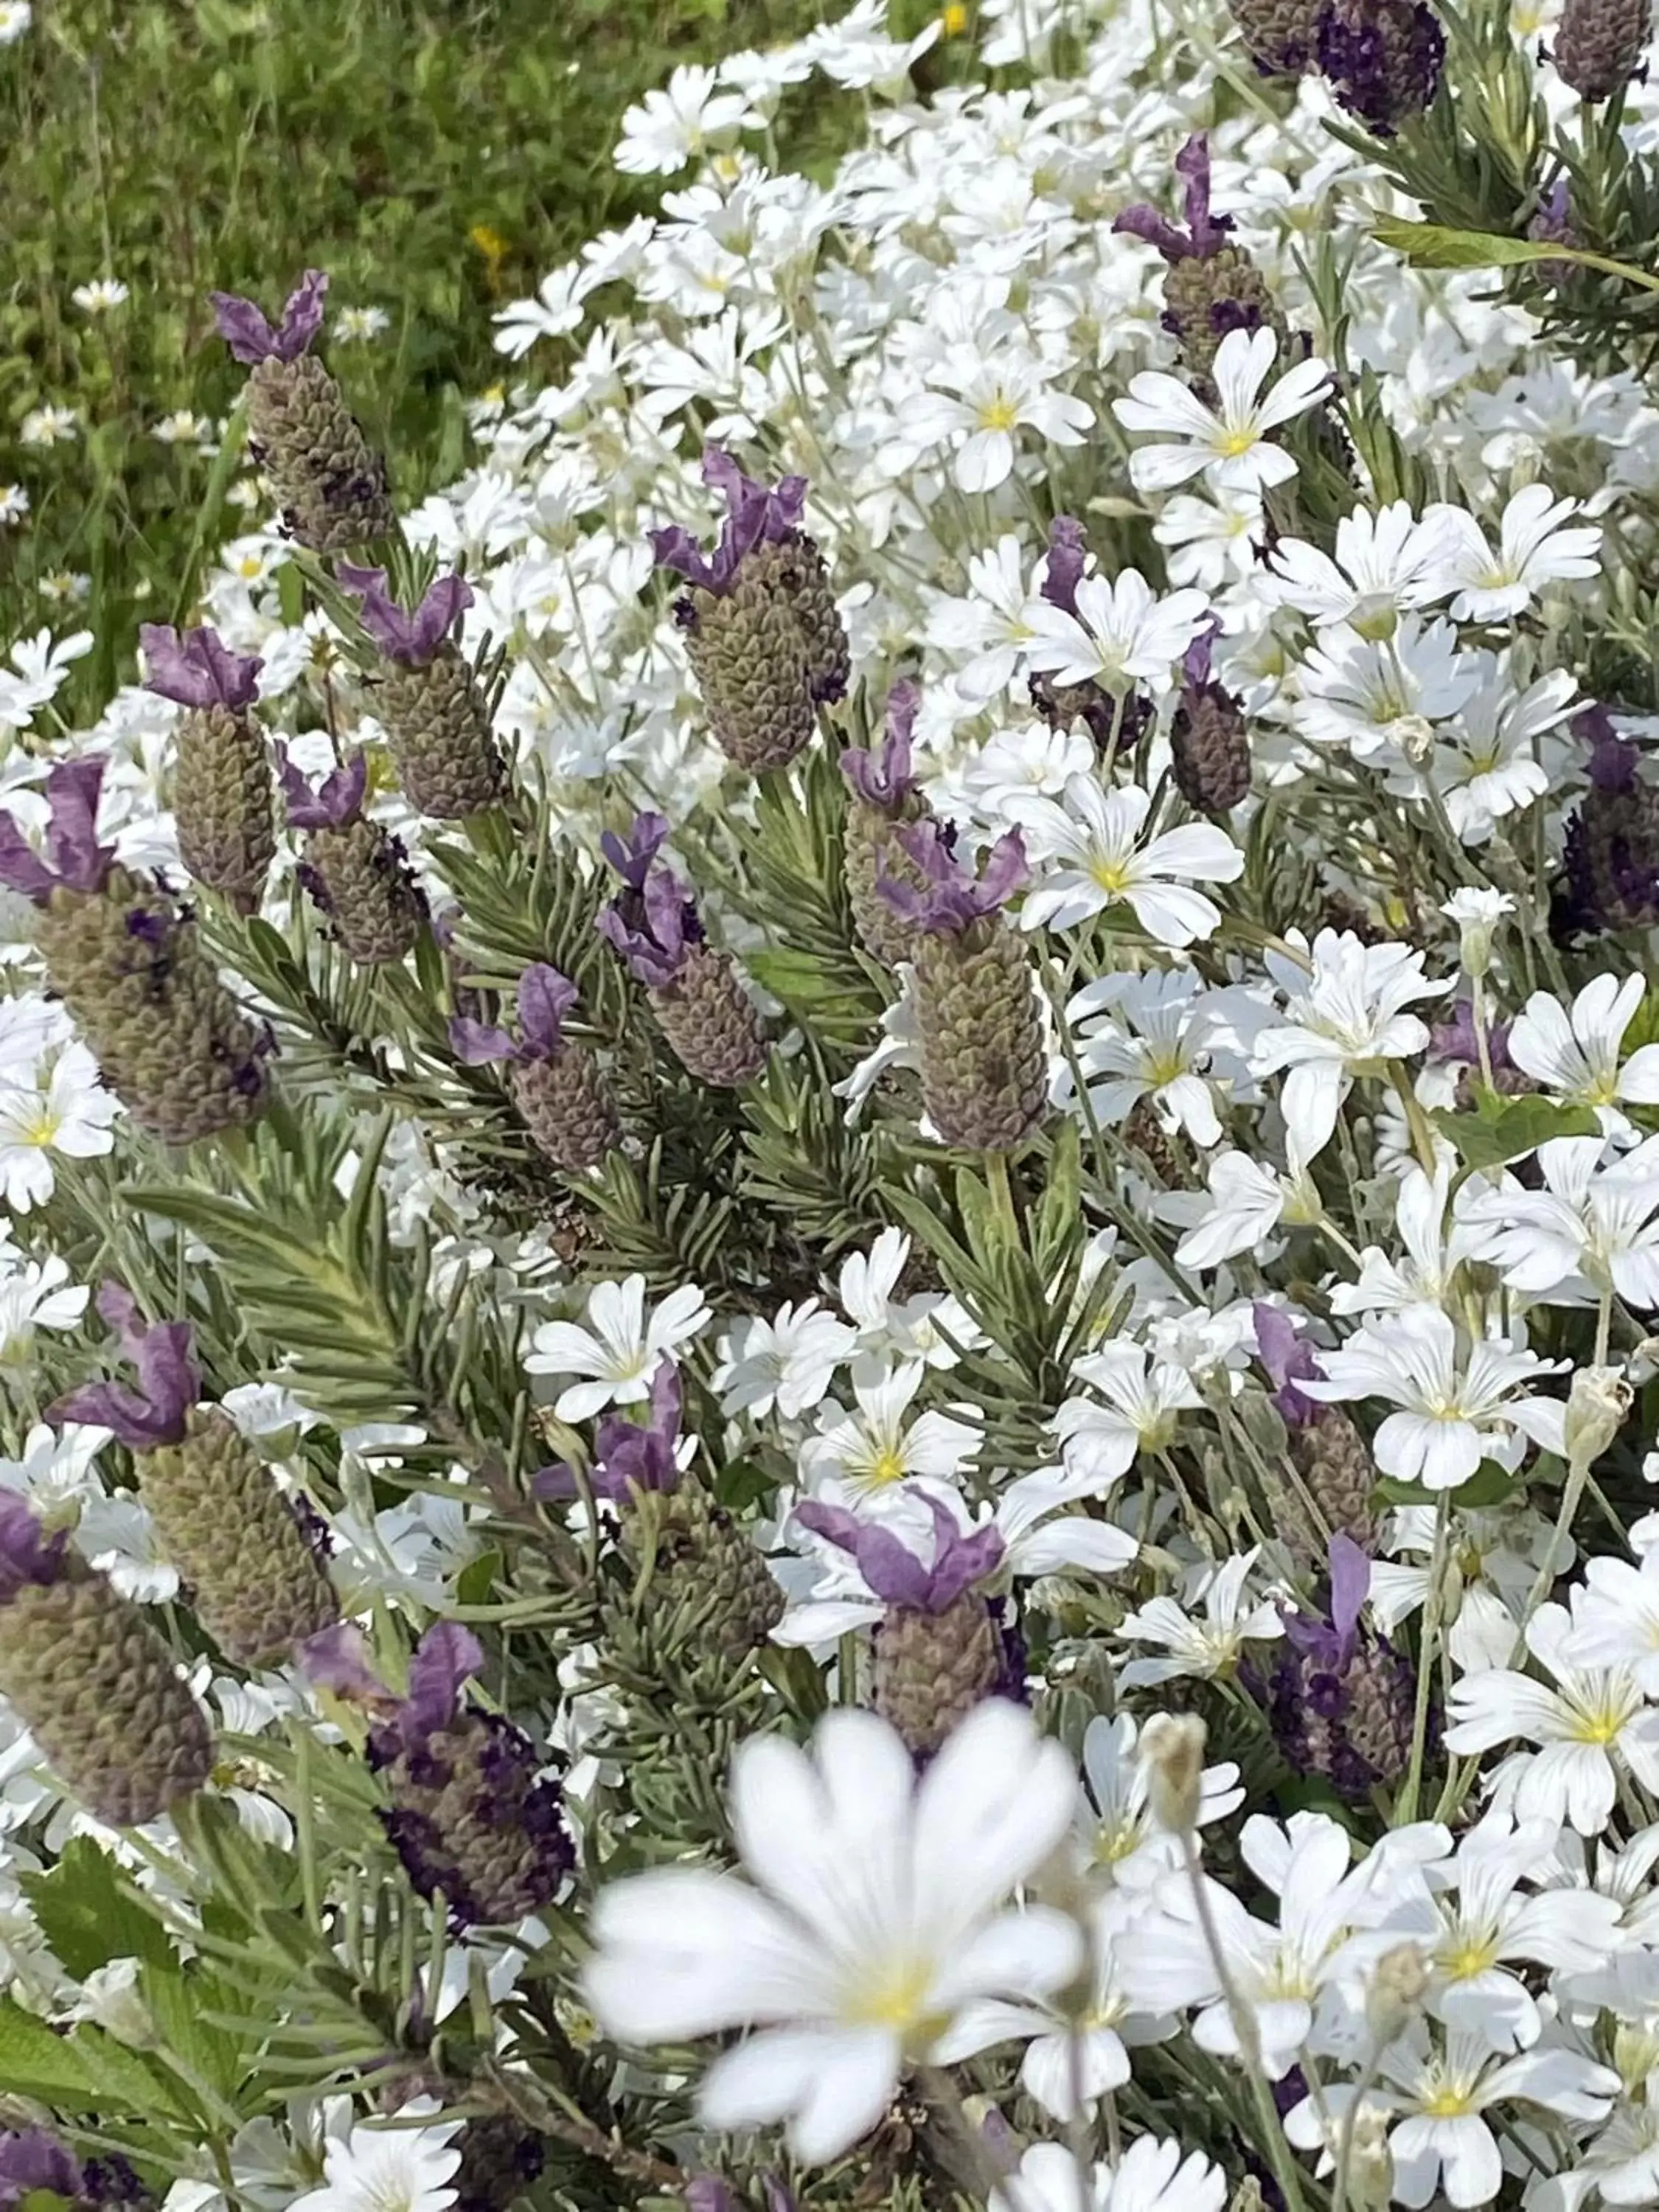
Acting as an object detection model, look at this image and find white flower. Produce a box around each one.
[1175,1150,1321,1271]
[288,2115,462,2212]
[1116,1548,1283,1688]
[902,352,1092,493]
[1303,1310,1567,1492]
[1262,501,1450,629]
[525,1274,711,1420]
[492,265,593,358]
[1288,2028,1618,2206]
[1290,616,1481,760]
[614,65,755,174]
[583,1701,1082,2161]
[1251,930,1450,1165]
[1062,970,1227,1148]
[1331,1160,1478,1316]
[1054,1343,1205,1489]
[1565,1546,1659,1694]
[800,1361,979,1501]
[1422,665,1576,842]
[20,406,78,448]
[1015,779,1242,944]
[1021,571,1210,698]
[0,4,31,43]
[333,305,390,343]
[1444,1601,1659,1834]
[0,1043,122,1211]
[1421,484,1601,622]
[991,2136,1227,2212]
[1076,1712,1245,1886]
[0,486,29,527]
[0,1422,107,1518]
[928,536,1047,702]
[1506,975,1659,1124]
[837,1230,985,1371]
[0,1256,88,1367]
[1113,327,1332,496]
[1460,1135,1659,1308]
[715,1300,858,1419]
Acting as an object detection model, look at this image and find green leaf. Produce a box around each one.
[1373,216,1659,294]
[22,1839,174,1980]
[0,2000,189,2120]
[1375,1458,1516,1509]
[455,1548,501,1607]
[1432,1094,1599,1171]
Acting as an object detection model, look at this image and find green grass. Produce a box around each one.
[0,0,846,694]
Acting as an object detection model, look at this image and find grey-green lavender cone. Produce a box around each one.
[874,1594,1004,1760]
[0,1499,212,1828]
[174,705,277,915]
[623,1483,786,1666]
[210,271,394,552]
[1553,0,1649,98]
[510,1053,620,1172]
[139,1408,338,1668]
[372,647,506,820]
[280,745,426,966]
[654,450,849,776]
[651,946,769,1088]
[1115,136,1287,390]
[38,870,271,1145]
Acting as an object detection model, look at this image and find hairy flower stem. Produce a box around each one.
[1329,2045,1385,2212]
[1508,1290,1616,1663]
[1178,1832,1309,2212]
[1395,1489,1450,1826]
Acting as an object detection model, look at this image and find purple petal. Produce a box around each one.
[531,1462,579,1502]
[299,1621,389,1702]
[975,829,1029,915]
[600,811,671,891]
[517,964,579,1058]
[278,742,366,829]
[44,758,116,894]
[449,1015,519,1065]
[650,526,722,593]
[685,2180,735,2212]
[276,269,330,361]
[0,2130,83,2202]
[406,574,473,664]
[917,1495,1005,1610]
[1175,132,1233,254]
[1182,613,1222,690]
[0,1495,68,1599]
[140,623,262,711]
[0,816,57,903]
[1112,204,1192,259]
[209,290,282,366]
[1327,1531,1371,1658]
[337,563,421,661]
[1041,518,1088,618]
[50,1311,198,1450]
[402,1621,484,1742]
[842,682,919,810]
[1253,1301,1324,1426]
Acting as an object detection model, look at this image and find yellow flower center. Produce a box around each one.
[942,1,969,31]
[1088,855,1132,895]
[978,394,1021,432]
[1444,1935,1499,1980]
[1217,426,1259,458]
[844,1955,943,2037]
[19,1110,59,1148]
[1423,2087,1475,2118]
[862,1444,908,1487]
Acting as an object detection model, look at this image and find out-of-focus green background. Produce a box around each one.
[0,0,956,700]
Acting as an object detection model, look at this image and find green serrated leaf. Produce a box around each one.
[1432,1094,1600,1170]
[22,1839,174,1982]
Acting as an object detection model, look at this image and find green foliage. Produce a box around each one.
[1432,1091,1601,1170]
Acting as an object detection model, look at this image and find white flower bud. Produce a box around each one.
[1440,888,1514,981]
[1348,2108,1394,2211]
[1366,1939,1429,2045]
[1139,1711,1207,1834]
[72,1957,158,2050]
[1564,1364,1632,1472]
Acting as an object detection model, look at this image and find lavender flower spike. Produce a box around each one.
[337,564,474,668]
[878,822,1029,936]
[448,963,579,1068]
[209,268,330,366]
[0,2129,83,2208]
[841,679,921,810]
[276,743,368,830]
[0,758,117,905]
[50,1281,199,1450]
[1252,1300,1324,1427]
[796,1492,1005,1613]
[1113,131,1234,260]
[139,624,262,711]
[598,860,700,988]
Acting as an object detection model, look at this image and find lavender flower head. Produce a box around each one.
[1040,517,1090,617]
[1576,703,1643,793]
[450,964,580,1068]
[795,1492,1005,1613]
[599,810,671,890]
[536,1360,685,1504]
[841,681,921,812]
[139,624,262,711]
[337,564,473,667]
[878,821,1028,936]
[50,1281,199,1449]
[1429,998,1515,1075]
[650,445,810,597]
[277,743,369,830]
[0,758,117,905]
[0,1494,71,1602]
[1252,1301,1326,1427]
[209,268,329,366]
[1259,1534,1419,1802]
[1315,0,1445,136]
[1281,1531,1372,1671]
[1113,133,1234,261]
[380,1621,486,1754]
[0,2129,83,2207]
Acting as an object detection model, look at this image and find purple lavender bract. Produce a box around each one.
[50,1281,199,1450]
[0,759,117,905]
[338,564,474,669]
[209,269,329,366]
[878,822,1029,936]
[1259,1536,1418,1802]
[140,625,262,711]
[1114,133,1234,260]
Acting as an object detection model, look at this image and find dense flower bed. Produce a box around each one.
[1,0,1659,2208]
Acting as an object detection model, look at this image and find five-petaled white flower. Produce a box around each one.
[1020,570,1210,697]
[1506,974,1659,1126]
[583,1700,1082,2161]
[1014,779,1242,944]
[526,1273,711,1421]
[1422,484,1601,622]
[1113,327,1332,495]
